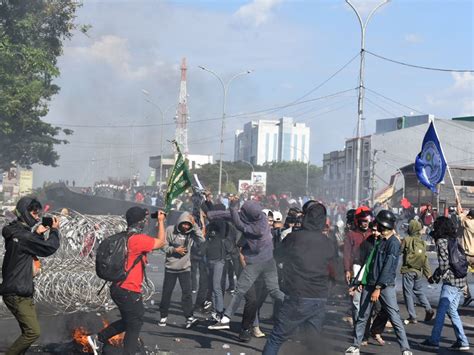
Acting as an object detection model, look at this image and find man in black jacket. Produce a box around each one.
[0,197,60,355]
[262,202,335,355]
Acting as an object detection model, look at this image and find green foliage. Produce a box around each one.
[191,161,322,196]
[0,0,84,170]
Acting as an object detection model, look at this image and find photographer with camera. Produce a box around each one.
[0,197,60,355]
[420,217,470,352]
[158,211,205,329]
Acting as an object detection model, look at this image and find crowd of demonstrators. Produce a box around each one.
[91,181,165,207]
[3,191,473,355]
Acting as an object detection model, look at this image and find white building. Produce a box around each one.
[234,117,310,165]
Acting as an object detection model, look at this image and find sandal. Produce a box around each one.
[372,334,385,346]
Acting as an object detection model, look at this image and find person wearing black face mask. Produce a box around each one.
[0,197,60,355]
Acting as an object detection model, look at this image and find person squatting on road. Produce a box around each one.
[0,197,60,355]
[159,211,205,329]
[345,210,412,355]
[400,219,434,325]
[262,201,336,355]
[87,207,167,355]
[206,198,285,330]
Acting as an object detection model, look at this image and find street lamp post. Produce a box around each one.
[221,167,229,186]
[239,160,255,173]
[346,0,390,206]
[142,90,175,191]
[199,66,252,195]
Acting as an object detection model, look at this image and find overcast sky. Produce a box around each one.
[33,0,474,187]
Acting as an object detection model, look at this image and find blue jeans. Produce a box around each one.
[208,259,225,314]
[354,285,410,351]
[402,272,432,319]
[263,296,326,355]
[224,258,284,318]
[428,283,469,346]
[351,289,361,323]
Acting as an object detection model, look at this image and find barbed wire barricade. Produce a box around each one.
[0,211,155,317]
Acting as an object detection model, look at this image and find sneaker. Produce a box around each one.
[450,341,470,351]
[424,309,435,322]
[419,339,439,350]
[208,317,230,330]
[203,300,212,310]
[192,290,197,294]
[403,317,417,325]
[185,316,198,329]
[344,346,360,354]
[462,296,472,307]
[87,334,103,355]
[402,351,413,355]
[360,340,368,346]
[158,317,167,327]
[252,326,265,338]
[238,328,252,343]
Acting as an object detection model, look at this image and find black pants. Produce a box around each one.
[159,270,193,319]
[242,275,268,330]
[194,259,209,308]
[99,285,144,355]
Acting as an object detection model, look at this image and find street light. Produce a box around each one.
[239,160,255,173]
[198,66,252,195]
[346,0,390,206]
[141,90,175,191]
[221,167,229,186]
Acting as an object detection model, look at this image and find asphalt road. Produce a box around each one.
[0,252,473,355]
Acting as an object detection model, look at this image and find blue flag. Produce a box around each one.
[414,122,447,193]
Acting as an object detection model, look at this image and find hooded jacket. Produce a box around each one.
[400,219,431,277]
[1,208,60,297]
[277,203,335,298]
[162,212,204,272]
[208,200,274,264]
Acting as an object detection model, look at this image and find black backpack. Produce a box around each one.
[96,231,145,289]
[448,238,468,279]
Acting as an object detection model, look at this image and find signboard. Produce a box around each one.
[238,180,252,194]
[251,171,267,195]
[19,170,34,196]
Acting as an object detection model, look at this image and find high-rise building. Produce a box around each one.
[234,117,310,165]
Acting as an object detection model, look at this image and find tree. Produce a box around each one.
[191,161,323,197]
[0,0,86,171]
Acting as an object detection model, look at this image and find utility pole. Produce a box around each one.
[346,0,390,206]
[370,149,379,207]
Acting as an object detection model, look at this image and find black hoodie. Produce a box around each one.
[278,203,335,298]
[0,202,60,297]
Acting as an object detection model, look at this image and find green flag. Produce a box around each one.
[165,142,193,212]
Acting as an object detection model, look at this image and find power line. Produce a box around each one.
[364,87,426,115]
[365,49,474,73]
[47,88,357,129]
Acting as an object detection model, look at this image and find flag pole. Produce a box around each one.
[431,121,459,203]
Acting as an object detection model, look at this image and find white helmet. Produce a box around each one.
[262,209,272,217]
[272,211,283,222]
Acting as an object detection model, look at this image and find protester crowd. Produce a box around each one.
[1,192,473,355]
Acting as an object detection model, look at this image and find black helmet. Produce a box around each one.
[375,210,396,230]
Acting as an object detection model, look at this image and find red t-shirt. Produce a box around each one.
[119,234,155,293]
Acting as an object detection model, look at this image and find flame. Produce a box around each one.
[72,327,92,353]
[102,319,125,347]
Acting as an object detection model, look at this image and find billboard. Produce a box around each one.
[251,171,267,195]
[238,180,252,194]
[19,170,34,196]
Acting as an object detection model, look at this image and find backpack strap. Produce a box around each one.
[117,253,146,287]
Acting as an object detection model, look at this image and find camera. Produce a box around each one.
[42,216,54,228]
[150,211,158,219]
